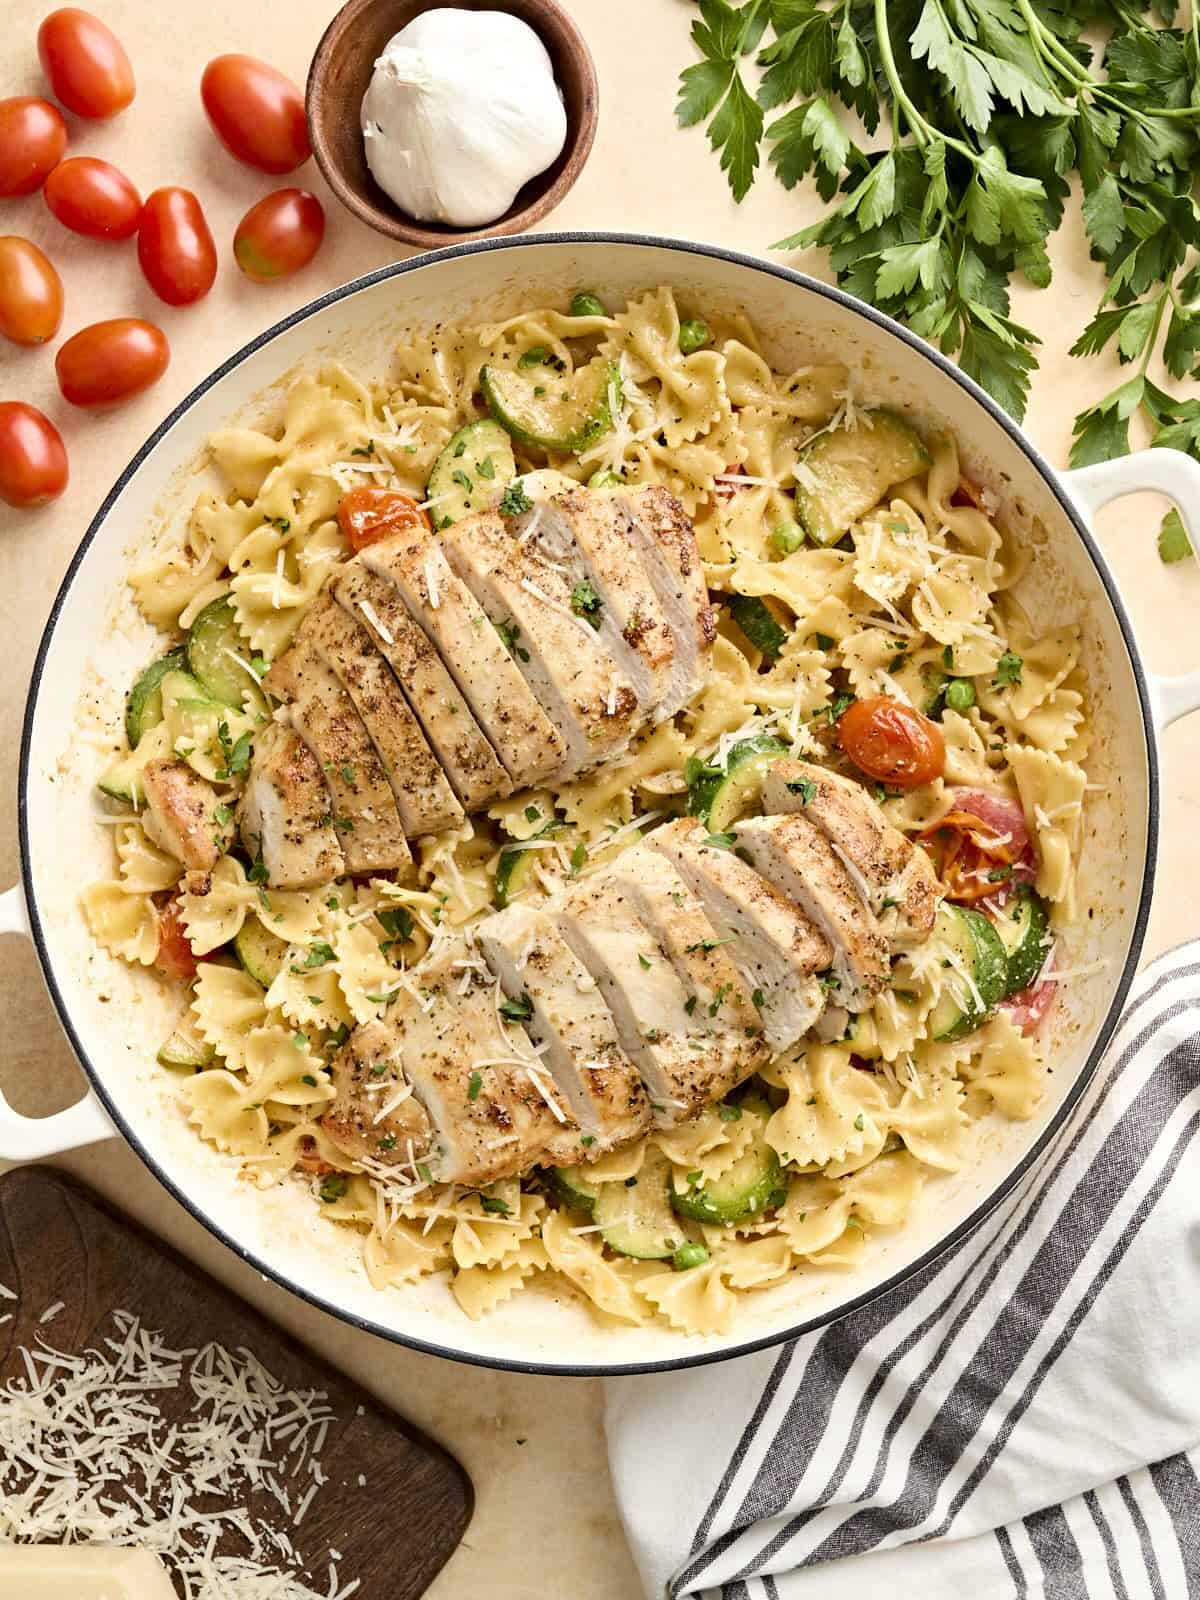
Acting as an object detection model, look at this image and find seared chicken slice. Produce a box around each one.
[323,1019,434,1171]
[362,535,566,788]
[762,758,940,949]
[264,641,410,877]
[556,875,712,1125]
[514,475,678,719]
[613,485,715,716]
[237,722,344,889]
[474,903,652,1149]
[649,818,828,1051]
[733,814,890,1011]
[382,936,586,1185]
[607,845,769,1115]
[332,563,511,810]
[140,758,223,873]
[295,593,464,835]
[439,510,640,773]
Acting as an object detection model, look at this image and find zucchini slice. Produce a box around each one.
[234,918,289,988]
[187,596,252,708]
[672,1099,785,1225]
[794,411,931,546]
[991,885,1051,996]
[927,903,1009,1041]
[687,735,790,832]
[126,647,188,748]
[426,418,517,528]
[593,1149,680,1259]
[725,593,791,661]
[494,821,570,909]
[157,1022,216,1071]
[548,1165,602,1215]
[482,359,620,455]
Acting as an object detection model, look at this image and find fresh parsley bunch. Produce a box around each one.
[677,0,1200,550]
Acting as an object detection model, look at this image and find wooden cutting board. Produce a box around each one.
[0,1167,472,1596]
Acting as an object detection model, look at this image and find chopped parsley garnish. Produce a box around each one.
[751,988,765,1009]
[295,941,336,970]
[213,803,232,826]
[570,580,603,629]
[480,1194,512,1215]
[215,721,252,780]
[378,1135,398,1150]
[350,441,376,457]
[785,777,817,806]
[718,1103,743,1123]
[581,1134,595,1147]
[498,480,533,517]
[818,969,841,991]
[812,632,835,651]
[684,995,698,1015]
[477,456,496,480]
[517,345,550,368]
[525,805,541,823]
[569,841,586,874]
[638,953,652,970]
[340,764,355,783]
[854,1113,865,1131]
[292,1032,308,1049]
[451,469,472,494]
[318,1175,348,1203]
[943,645,955,671]
[987,865,1014,882]
[499,993,534,1022]
[332,816,355,833]
[994,650,1024,688]
[301,1073,317,1087]
[684,934,735,953]
[702,831,737,851]
[468,1070,483,1101]
[416,1163,434,1184]
[377,906,414,948]
[496,618,530,662]
[708,982,732,1016]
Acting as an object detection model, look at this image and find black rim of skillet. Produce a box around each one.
[17,233,1159,1376]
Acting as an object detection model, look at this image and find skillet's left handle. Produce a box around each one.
[1064,449,1200,734]
[0,882,117,1160]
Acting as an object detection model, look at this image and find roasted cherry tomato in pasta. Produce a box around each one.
[37,8,135,119]
[838,696,944,788]
[0,238,64,345]
[55,317,169,408]
[233,188,324,283]
[0,403,68,507]
[138,187,217,306]
[201,55,310,174]
[338,486,431,552]
[154,898,197,981]
[0,97,67,196]
[44,156,141,239]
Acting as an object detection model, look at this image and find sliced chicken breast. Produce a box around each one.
[556,874,714,1125]
[761,758,941,949]
[733,814,890,1011]
[381,936,586,1185]
[295,592,464,835]
[332,562,511,810]
[649,817,828,1050]
[514,475,678,719]
[323,1019,434,1171]
[140,758,223,874]
[606,845,769,1115]
[613,485,716,715]
[264,642,410,877]
[362,534,566,788]
[474,903,652,1149]
[237,722,344,889]
[438,510,640,774]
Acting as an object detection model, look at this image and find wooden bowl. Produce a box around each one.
[306,0,599,248]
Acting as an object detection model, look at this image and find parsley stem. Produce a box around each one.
[872,0,976,165]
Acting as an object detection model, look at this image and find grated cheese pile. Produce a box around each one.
[0,1307,359,1600]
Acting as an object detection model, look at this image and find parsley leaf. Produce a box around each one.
[499,993,534,1022]
[569,580,603,629]
[498,480,533,517]
[993,650,1024,688]
[1159,507,1195,565]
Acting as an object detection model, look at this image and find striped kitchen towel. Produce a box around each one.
[605,943,1200,1599]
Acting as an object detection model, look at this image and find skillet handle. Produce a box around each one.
[0,882,117,1159]
[1064,449,1200,734]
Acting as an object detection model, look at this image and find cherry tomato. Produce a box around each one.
[154,898,197,980]
[0,238,64,345]
[56,317,168,409]
[0,402,68,507]
[44,155,141,239]
[137,187,216,306]
[37,8,134,119]
[201,54,309,174]
[1002,973,1055,1036]
[234,188,324,283]
[0,97,67,197]
[338,487,430,552]
[838,696,945,788]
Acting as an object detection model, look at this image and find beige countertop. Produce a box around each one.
[1,2,1198,1596]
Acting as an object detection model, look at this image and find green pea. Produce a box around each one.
[945,677,976,712]
[588,469,622,489]
[569,290,606,318]
[672,1241,709,1271]
[678,318,710,355]
[770,520,805,554]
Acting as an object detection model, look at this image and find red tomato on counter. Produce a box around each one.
[0,402,68,507]
[838,696,945,788]
[138,187,217,306]
[0,97,67,196]
[233,188,324,282]
[0,238,64,345]
[338,487,431,551]
[44,156,141,239]
[38,8,134,119]
[201,55,310,174]
[56,317,169,408]
[154,898,197,981]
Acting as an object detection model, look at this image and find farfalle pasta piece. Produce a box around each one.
[263,952,353,1033]
[1008,744,1086,904]
[245,1121,351,1187]
[721,341,845,421]
[80,883,159,966]
[712,1233,793,1290]
[838,628,913,704]
[939,709,993,786]
[657,1108,755,1187]
[452,1236,550,1319]
[451,1187,542,1271]
[230,519,344,659]
[606,287,730,448]
[888,1072,969,1171]
[777,1174,853,1257]
[722,549,857,633]
[416,822,494,926]
[852,499,933,608]
[115,821,181,893]
[840,1149,926,1226]
[178,854,257,955]
[962,1012,1044,1119]
[639,1261,737,1335]
[912,555,996,649]
[765,1045,890,1169]
[242,1024,334,1112]
[541,1210,645,1324]
[331,915,403,1027]
[364,1219,454,1291]
[180,1069,271,1156]
[805,1224,868,1268]
[190,961,269,1071]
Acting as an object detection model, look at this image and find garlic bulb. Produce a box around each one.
[361,8,568,229]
